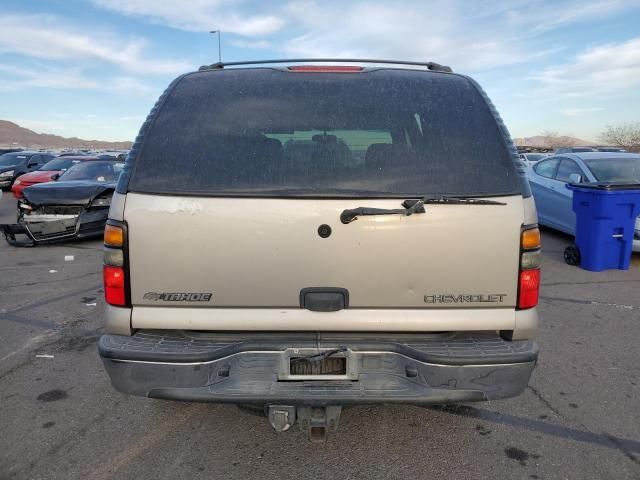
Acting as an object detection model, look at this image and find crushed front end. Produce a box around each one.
[0,199,110,246]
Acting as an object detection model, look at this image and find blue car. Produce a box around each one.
[527,152,640,252]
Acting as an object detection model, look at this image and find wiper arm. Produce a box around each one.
[340,196,505,225]
[340,204,425,224]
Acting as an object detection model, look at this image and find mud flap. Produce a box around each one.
[0,223,35,247]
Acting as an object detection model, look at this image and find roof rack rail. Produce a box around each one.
[198,58,453,73]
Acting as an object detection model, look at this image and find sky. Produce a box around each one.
[0,0,639,142]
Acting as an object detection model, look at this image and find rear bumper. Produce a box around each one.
[99,331,538,406]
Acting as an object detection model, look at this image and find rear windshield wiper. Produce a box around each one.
[340,195,506,224]
[403,195,507,209]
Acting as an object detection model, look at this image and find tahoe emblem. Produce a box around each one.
[143,292,213,302]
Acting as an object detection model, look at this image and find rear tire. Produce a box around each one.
[564,245,580,266]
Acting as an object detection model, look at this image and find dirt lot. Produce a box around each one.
[0,191,639,480]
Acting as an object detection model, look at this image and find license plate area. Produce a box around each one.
[290,357,346,375]
[278,348,358,381]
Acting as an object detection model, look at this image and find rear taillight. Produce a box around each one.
[104,266,126,306]
[103,221,128,306]
[518,226,541,310]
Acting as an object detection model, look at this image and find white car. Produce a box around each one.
[519,153,548,165]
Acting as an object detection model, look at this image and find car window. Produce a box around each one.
[128,69,521,198]
[58,161,124,182]
[15,154,30,165]
[39,158,81,171]
[533,158,559,178]
[28,155,41,165]
[583,157,640,182]
[0,154,20,167]
[555,159,583,182]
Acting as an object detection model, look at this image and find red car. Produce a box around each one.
[11,156,98,199]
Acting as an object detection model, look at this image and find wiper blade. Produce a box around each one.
[401,195,507,210]
[340,204,425,224]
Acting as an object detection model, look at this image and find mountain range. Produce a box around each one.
[513,135,594,147]
[0,120,132,150]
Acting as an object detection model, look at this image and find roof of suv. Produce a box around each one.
[197,58,454,73]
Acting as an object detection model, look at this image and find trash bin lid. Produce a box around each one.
[567,182,640,192]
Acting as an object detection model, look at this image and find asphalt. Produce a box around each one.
[0,190,639,480]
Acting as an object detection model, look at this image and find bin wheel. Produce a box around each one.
[564,245,581,266]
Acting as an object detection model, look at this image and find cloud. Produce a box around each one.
[0,13,191,75]
[505,0,639,32]
[532,37,640,98]
[0,62,155,98]
[560,107,604,116]
[277,1,536,71]
[91,0,285,36]
[0,64,98,90]
[87,0,640,74]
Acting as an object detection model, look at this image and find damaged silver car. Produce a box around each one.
[0,159,124,246]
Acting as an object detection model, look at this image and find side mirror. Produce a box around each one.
[568,173,582,184]
[28,162,38,168]
[51,173,60,181]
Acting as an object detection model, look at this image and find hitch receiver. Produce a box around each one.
[267,405,343,442]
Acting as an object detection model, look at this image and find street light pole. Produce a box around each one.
[209,30,222,63]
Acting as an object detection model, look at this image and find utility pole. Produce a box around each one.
[209,30,222,63]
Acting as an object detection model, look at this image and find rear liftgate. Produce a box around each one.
[267,346,354,442]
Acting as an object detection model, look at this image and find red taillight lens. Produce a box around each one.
[287,65,363,73]
[518,269,540,309]
[104,265,126,306]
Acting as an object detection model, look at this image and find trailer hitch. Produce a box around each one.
[267,405,343,442]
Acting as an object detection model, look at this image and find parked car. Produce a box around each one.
[0,159,124,246]
[0,148,24,155]
[554,146,596,154]
[519,153,548,165]
[595,146,627,153]
[527,152,640,252]
[56,151,86,157]
[0,151,55,189]
[97,59,541,441]
[96,150,128,160]
[11,156,99,199]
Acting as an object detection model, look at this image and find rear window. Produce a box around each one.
[39,158,80,171]
[59,161,124,182]
[128,69,520,198]
[583,157,640,182]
